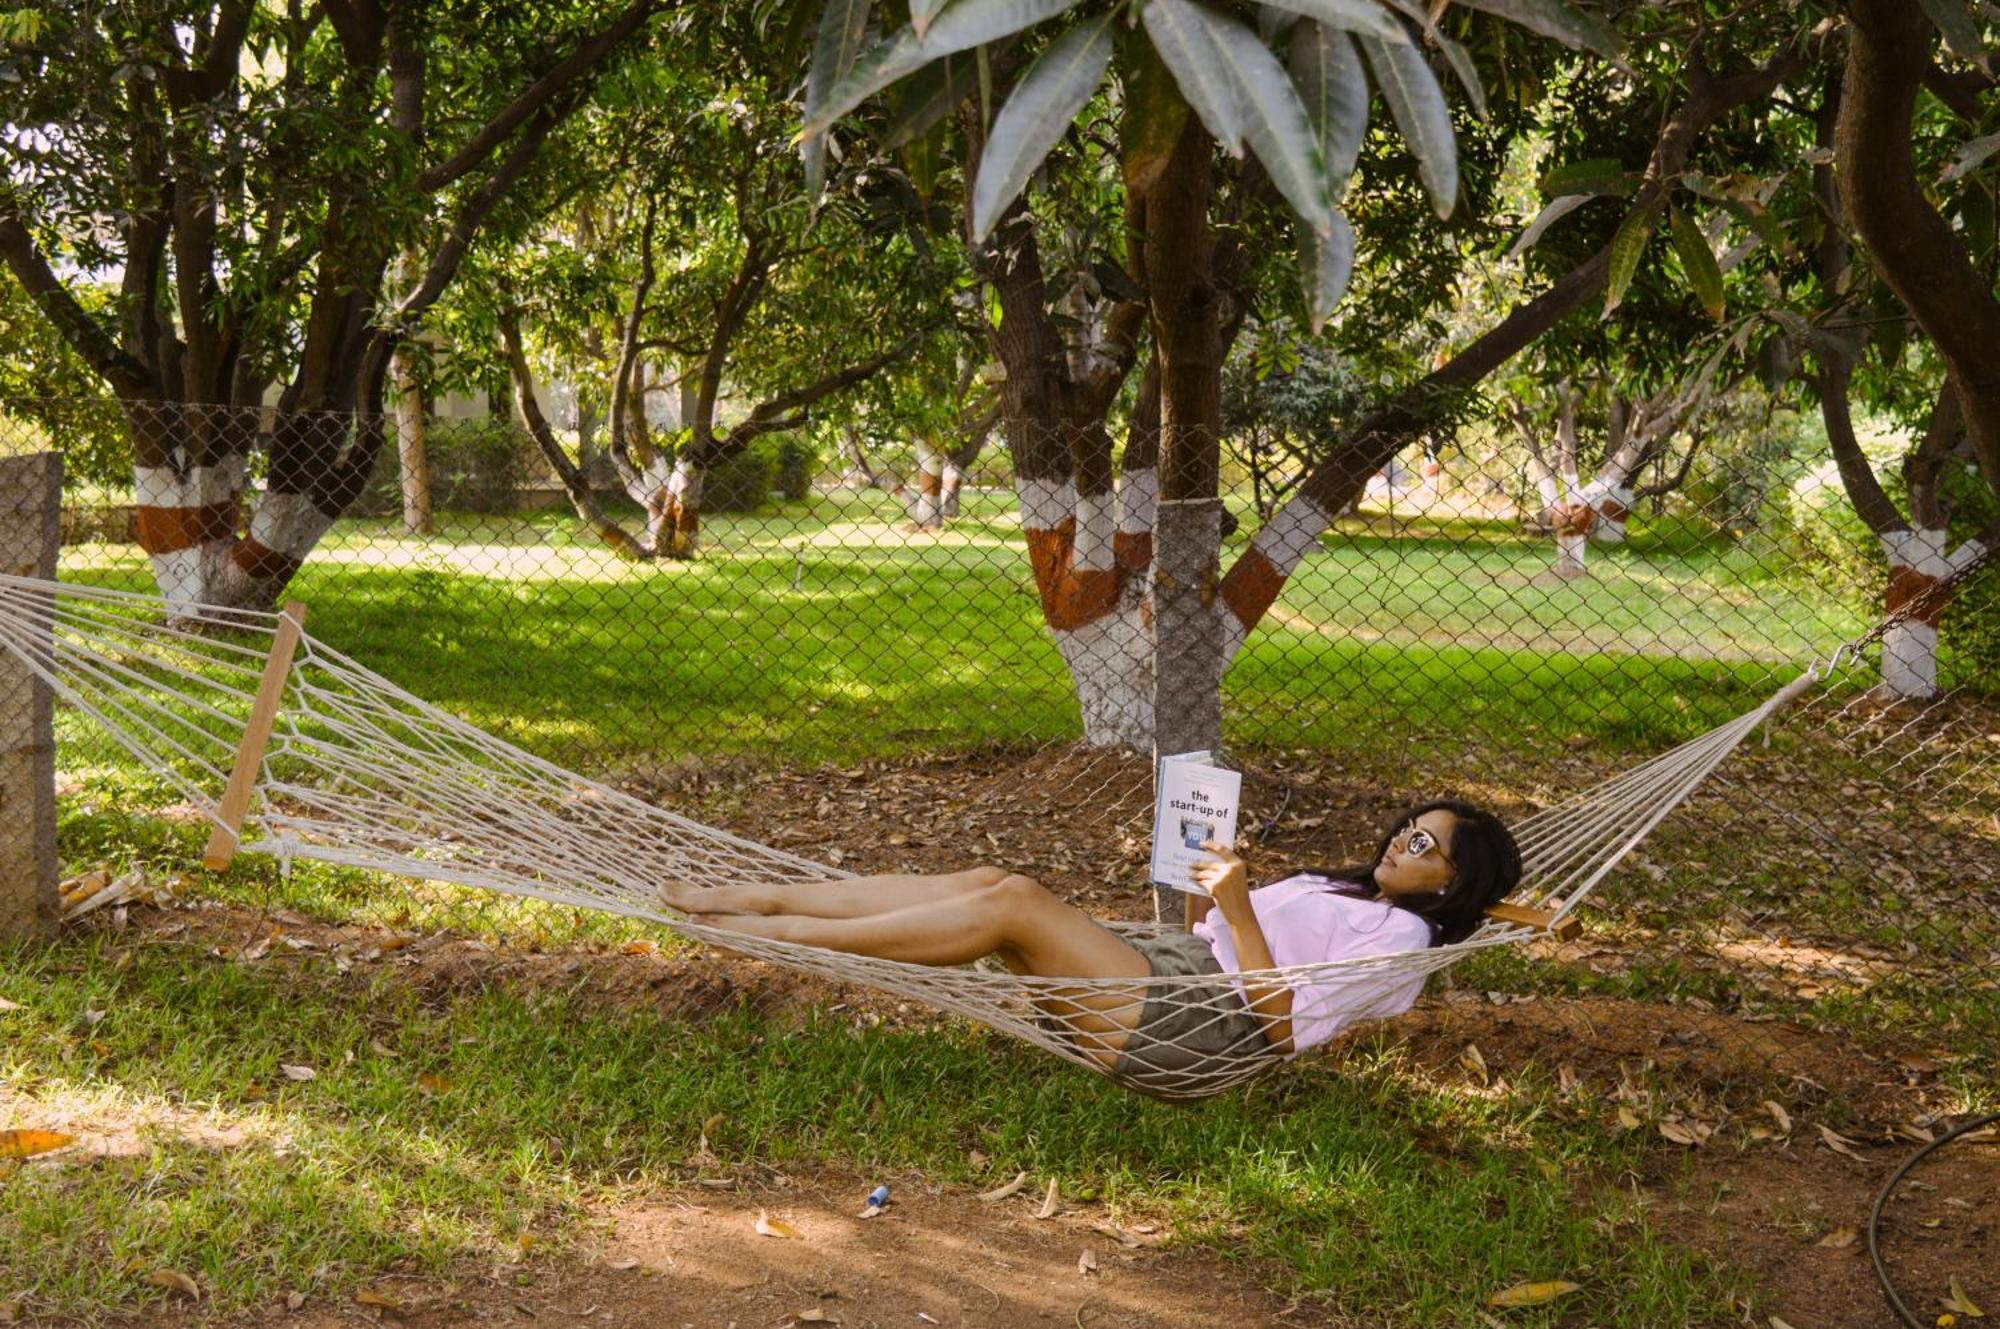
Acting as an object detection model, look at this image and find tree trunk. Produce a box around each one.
[908,441,946,528]
[392,345,433,535]
[1146,118,1224,765]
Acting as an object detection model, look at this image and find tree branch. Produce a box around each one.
[499,306,653,560]
[0,210,154,396]
[416,0,661,194]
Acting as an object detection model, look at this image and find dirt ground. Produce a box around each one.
[118,1164,1320,1329]
[23,740,2000,1327]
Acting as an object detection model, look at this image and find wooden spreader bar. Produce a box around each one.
[202,601,307,871]
[1484,902,1582,941]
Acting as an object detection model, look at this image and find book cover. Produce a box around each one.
[1149,751,1242,893]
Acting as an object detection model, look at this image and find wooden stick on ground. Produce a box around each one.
[202,602,307,871]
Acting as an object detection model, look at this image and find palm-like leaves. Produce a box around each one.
[804,0,1624,326]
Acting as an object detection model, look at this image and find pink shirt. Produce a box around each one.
[1192,873,1435,1052]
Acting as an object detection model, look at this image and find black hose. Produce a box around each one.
[1868,1109,2000,1328]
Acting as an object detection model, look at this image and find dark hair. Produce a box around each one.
[1317,799,1522,946]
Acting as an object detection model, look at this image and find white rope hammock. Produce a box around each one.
[0,573,1830,1100]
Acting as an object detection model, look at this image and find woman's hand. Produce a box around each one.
[1191,841,1249,910]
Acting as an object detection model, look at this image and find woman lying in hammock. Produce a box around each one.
[660,799,1519,1093]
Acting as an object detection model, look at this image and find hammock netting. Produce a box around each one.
[0,572,1841,1099]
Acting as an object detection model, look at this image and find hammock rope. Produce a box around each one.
[0,572,1848,1099]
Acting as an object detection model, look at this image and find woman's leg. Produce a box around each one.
[693,873,1152,1065]
[660,866,1008,920]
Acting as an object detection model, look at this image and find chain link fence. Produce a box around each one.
[8,394,1997,1108]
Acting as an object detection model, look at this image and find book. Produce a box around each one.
[1149,750,1243,894]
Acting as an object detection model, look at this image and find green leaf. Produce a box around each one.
[1602,206,1653,318]
[1538,157,1630,197]
[1942,130,2000,184]
[1358,32,1457,218]
[1091,256,1147,304]
[1436,33,1487,122]
[804,0,1082,138]
[1298,207,1356,331]
[1506,193,1592,257]
[881,55,983,150]
[1254,0,1409,44]
[1143,0,1244,155]
[1452,0,1621,60]
[1202,7,1335,230]
[1288,21,1368,198]
[911,0,951,37]
[1718,198,1788,256]
[970,13,1113,241]
[1961,182,1996,258]
[1916,0,1986,64]
[1669,207,1724,321]
[803,0,872,200]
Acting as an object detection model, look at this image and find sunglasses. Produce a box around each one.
[1393,822,1455,869]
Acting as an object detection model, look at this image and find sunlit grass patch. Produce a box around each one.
[0,934,1741,1324]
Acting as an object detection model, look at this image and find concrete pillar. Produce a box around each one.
[0,452,61,940]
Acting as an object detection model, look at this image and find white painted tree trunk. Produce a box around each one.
[909,443,944,529]
[659,456,703,557]
[1581,480,1634,544]
[941,459,964,518]
[392,347,433,535]
[1877,527,1986,701]
[1019,474,1156,749]
[1219,494,1331,663]
[213,489,339,606]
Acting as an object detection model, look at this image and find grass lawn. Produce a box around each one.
[15,493,1988,1326]
[54,490,1871,770]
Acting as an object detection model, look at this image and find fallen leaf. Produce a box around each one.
[755,1210,802,1240]
[355,1288,402,1310]
[1770,1317,1799,1329]
[1818,1124,1866,1161]
[621,940,657,956]
[416,1074,450,1096]
[0,1130,74,1159]
[286,1290,306,1311]
[0,997,22,1012]
[1461,1043,1489,1083]
[977,1171,1030,1202]
[1616,1105,1642,1131]
[143,1270,200,1299]
[377,936,415,953]
[1659,1121,1699,1146]
[1817,1225,1858,1249]
[370,1039,397,1058]
[1486,1280,1581,1308]
[793,1309,838,1323]
[1033,1178,1060,1220]
[1090,1223,1140,1248]
[280,1063,316,1083]
[1763,1100,1792,1134]
[1076,1249,1098,1275]
[1943,1276,1985,1317]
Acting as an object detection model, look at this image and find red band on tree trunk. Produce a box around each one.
[133,501,239,554]
[1220,545,1286,631]
[229,539,303,583]
[1885,565,1950,627]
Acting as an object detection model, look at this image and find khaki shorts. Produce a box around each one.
[1109,931,1277,1099]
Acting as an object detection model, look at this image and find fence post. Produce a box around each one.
[0,451,61,941]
